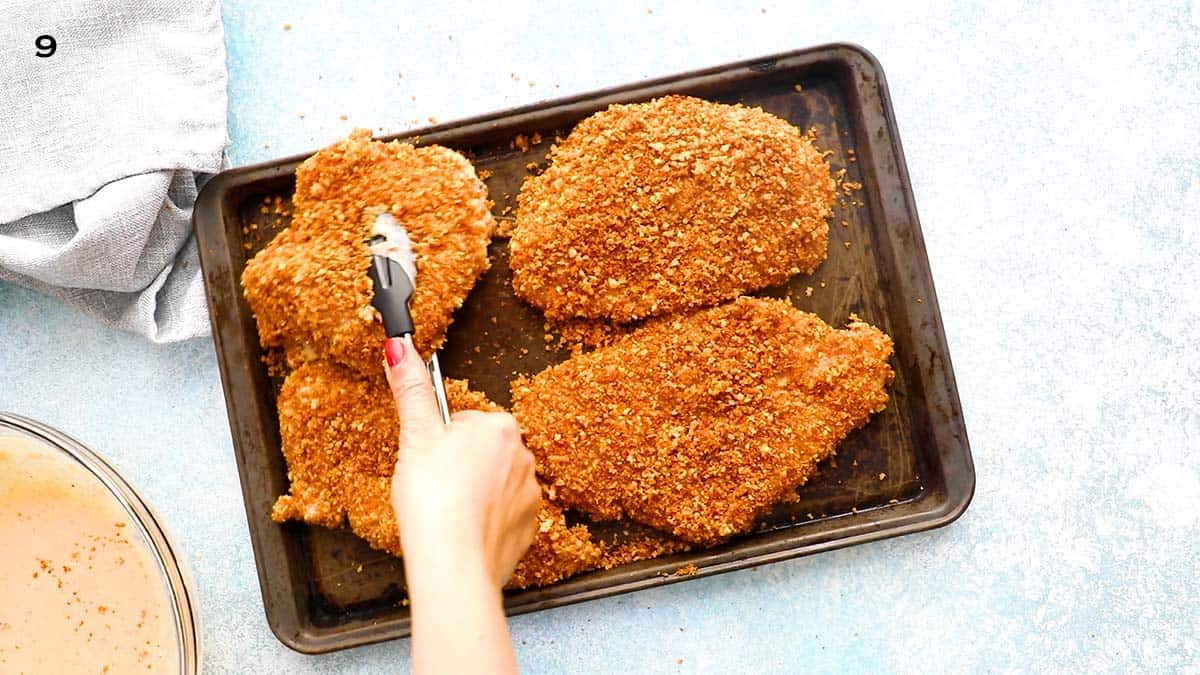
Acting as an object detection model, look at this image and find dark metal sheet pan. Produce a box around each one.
[194,43,974,654]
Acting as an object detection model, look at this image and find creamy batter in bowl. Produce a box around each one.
[0,413,199,674]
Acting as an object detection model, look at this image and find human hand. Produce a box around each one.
[384,335,540,588]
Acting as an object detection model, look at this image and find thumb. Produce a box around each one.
[383,335,442,448]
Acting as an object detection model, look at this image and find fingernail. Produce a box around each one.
[384,337,405,367]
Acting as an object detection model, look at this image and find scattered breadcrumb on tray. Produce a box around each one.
[510,132,543,152]
[495,217,516,238]
[674,564,698,577]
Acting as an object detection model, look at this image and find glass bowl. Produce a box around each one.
[0,412,200,674]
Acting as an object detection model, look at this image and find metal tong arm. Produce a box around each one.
[427,353,451,424]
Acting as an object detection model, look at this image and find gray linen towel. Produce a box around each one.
[0,0,227,342]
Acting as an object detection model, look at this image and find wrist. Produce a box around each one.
[402,537,498,608]
[400,513,493,587]
[402,534,516,675]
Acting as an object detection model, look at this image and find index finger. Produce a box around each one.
[382,335,443,450]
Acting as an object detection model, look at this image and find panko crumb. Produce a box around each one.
[674,564,698,577]
[261,348,288,378]
[510,95,836,323]
[510,132,543,152]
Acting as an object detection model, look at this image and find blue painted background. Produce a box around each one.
[1,1,1197,672]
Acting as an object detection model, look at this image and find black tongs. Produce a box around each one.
[367,234,451,424]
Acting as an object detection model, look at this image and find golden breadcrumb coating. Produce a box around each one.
[269,361,600,588]
[507,499,602,590]
[512,297,894,546]
[241,129,495,375]
[271,361,395,528]
[510,95,836,323]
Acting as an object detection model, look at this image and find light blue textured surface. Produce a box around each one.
[2,1,1198,672]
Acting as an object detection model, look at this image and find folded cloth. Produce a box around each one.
[0,0,227,342]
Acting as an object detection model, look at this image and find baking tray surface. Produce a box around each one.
[194,43,974,653]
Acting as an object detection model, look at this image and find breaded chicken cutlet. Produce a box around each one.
[241,130,495,376]
[510,95,836,323]
[270,361,600,589]
[512,297,894,546]
[270,360,396,529]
